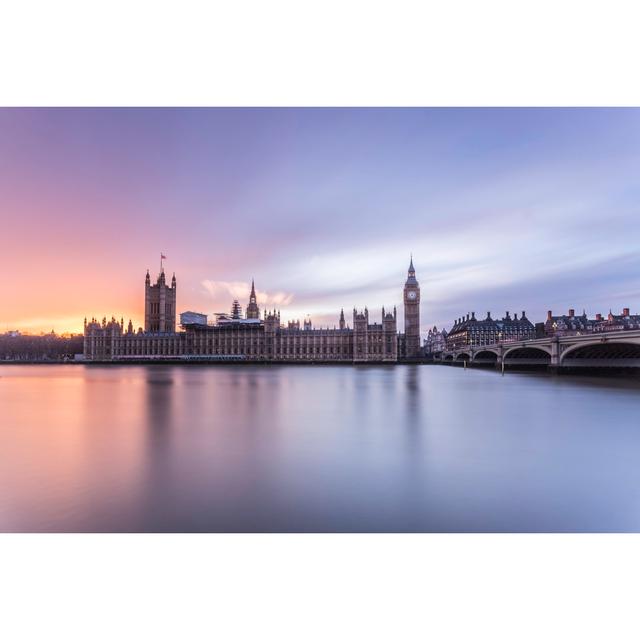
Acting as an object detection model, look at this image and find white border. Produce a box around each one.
[1,0,640,106]
[1,534,638,639]
[2,1,640,638]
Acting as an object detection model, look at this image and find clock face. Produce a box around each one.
[407,291,417,301]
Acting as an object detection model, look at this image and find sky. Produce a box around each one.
[1,107,639,335]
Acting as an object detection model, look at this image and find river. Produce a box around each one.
[1,364,639,532]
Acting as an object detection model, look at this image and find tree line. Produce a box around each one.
[0,334,84,361]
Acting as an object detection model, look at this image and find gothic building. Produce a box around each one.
[424,326,448,356]
[353,307,398,362]
[403,257,421,358]
[84,258,422,363]
[145,269,176,332]
[246,279,260,319]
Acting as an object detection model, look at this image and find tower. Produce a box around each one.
[403,256,420,357]
[246,279,260,319]
[144,268,177,333]
[231,299,242,320]
[339,308,345,330]
[382,307,398,362]
[353,307,369,362]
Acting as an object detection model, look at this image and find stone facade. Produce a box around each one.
[424,326,447,355]
[144,269,176,332]
[403,257,421,357]
[246,280,260,319]
[84,308,394,363]
[352,307,398,362]
[84,260,421,363]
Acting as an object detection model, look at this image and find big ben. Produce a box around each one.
[403,256,421,357]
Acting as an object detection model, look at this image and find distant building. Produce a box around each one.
[543,308,640,336]
[446,311,535,350]
[180,311,208,327]
[543,309,594,336]
[84,259,422,363]
[593,308,640,333]
[424,326,447,355]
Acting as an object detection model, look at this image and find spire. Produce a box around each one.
[246,278,260,319]
[405,255,418,285]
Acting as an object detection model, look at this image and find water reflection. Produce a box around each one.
[1,364,640,532]
[142,367,175,530]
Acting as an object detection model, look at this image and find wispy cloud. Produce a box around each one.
[201,280,294,309]
[3,108,640,334]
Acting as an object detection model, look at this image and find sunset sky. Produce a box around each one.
[1,107,639,335]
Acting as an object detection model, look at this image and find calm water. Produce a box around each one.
[1,364,640,532]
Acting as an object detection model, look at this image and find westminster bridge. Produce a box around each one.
[439,329,640,371]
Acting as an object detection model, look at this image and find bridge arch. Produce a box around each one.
[443,354,454,361]
[455,352,471,362]
[503,346,551,365]
[503,345,551,359]
[560,341,640,367]
[472,350,498,363]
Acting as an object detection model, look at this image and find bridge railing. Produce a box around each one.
[441,327,640,357]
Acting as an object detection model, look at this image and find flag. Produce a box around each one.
[161,254,167,260]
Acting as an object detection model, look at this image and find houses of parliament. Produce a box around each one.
[84,258,422,363]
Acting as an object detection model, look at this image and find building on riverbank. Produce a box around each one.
[84,259,420,363]
[542,309,594,336]
[445,311,535,350]
[424,326,447,357]
[593,308,640,332]
[541,307,640,336]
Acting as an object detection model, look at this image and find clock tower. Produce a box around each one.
[403,256,421,358]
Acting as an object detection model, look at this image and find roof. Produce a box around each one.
[448,313,534,335]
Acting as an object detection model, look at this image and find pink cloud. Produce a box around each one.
[201,280,294,309]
